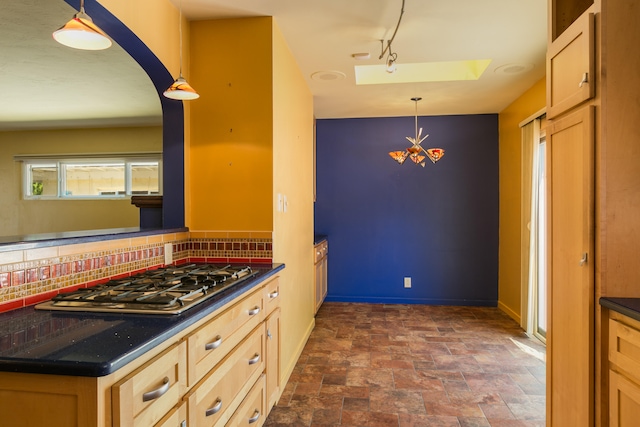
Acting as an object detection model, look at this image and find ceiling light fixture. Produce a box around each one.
[388,97,445,167]
[52,0,112,50]
[163,0,199,101]
[378,0,405,74]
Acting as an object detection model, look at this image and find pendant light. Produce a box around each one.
[388,97,445,167]
[53,0,112,50]
[163,0,199,101]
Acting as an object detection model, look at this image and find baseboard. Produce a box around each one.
[498,300,521,324]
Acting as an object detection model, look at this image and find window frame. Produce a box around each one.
[17,153,163,200]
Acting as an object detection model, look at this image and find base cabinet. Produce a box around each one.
[608,312,640,426]
[0,275,281,427]
[314,240,328,314]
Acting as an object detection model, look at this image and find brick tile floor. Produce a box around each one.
[264,302,545,427]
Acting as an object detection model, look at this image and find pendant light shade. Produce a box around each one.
[163,0,199,101]
[163,76,200,100]
[53,2,112,51]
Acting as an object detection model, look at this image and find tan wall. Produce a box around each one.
[188,18,274,232]
[0,126,162,236]
[271,22,316,385]
[497,77,546,322]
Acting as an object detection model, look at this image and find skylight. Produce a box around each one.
[355,59,492,85]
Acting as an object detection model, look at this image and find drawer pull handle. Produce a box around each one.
[205,335,223,350]
[579,72,589,88]
[248,353,261,365]
[248,410,261,424]
[205,398,223,417]
[268,291,279,299]
[248,306,260,316]
[142,377,170,402]
[267,328,272,340]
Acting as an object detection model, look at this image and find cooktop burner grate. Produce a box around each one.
[36,264,259,315]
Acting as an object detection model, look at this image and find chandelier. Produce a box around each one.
[388,97,445,167]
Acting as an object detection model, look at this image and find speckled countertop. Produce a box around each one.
[0,263,284,377]
[314,235,328,245]
[600,297,640,323]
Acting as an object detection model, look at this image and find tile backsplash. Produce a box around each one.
[0,231,273,312]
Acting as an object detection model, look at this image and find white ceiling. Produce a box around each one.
[0,0,547,130]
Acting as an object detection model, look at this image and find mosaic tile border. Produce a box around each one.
[0,235,273,312]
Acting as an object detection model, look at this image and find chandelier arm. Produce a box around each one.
[378,0,406,59]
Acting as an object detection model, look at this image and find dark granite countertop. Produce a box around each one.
[0,263,284,377]
[0,227,188,253]
[600,297,640,323]
[314,235,328,245]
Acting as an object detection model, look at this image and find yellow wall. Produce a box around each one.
[271,22,316,385]
[0,126,162,236]
[497,77,546,322]
[188,18,274,232]
[98,0,183,78]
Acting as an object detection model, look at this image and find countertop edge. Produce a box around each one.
[600,297,640,323]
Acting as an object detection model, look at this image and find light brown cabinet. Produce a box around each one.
[546,3,597,427]
[546,0,640,425]
[607,312,640,426]
[546,105,595,427]
[112,341,188,427]
[314,239,328,314]
[546,11,595,119]
[0,275,281,427]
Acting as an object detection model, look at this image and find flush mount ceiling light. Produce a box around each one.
[378,0,405,74]
[388,97,445,167]
[52,0,112,50]
[163,0,199,101]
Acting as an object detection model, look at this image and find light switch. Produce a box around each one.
[283,195,288,213]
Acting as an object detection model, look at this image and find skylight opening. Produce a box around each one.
[355,59,492,85]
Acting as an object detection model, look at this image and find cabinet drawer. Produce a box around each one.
[112,341,187,427]
[314,241,328,263]
[155,401,187,427]
[185,324,265,427]
[263,277,280,316]
[610,318,640,384]
[547,10,595,118]
[187,287,264,387]
[610,370,640,426]
[226,374,266,427]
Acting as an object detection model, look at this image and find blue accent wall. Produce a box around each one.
[315,114,499,306]
[64,0,185,228]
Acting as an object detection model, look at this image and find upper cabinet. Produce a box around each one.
[549,0,594,41]
[546,11,595,119]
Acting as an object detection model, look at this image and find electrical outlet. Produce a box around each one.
[404,277,411,288]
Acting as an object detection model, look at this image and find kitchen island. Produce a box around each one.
[0,263,284,427]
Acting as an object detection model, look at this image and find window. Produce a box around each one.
[19,154,162,199]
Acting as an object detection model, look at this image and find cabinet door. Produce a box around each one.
[266,308,281,411]
[547,105,595,426]
[547,11,595,119]
[314,259,323,314]
[610,370,640,426]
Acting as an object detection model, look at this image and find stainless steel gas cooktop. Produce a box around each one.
[35,264,259,315]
